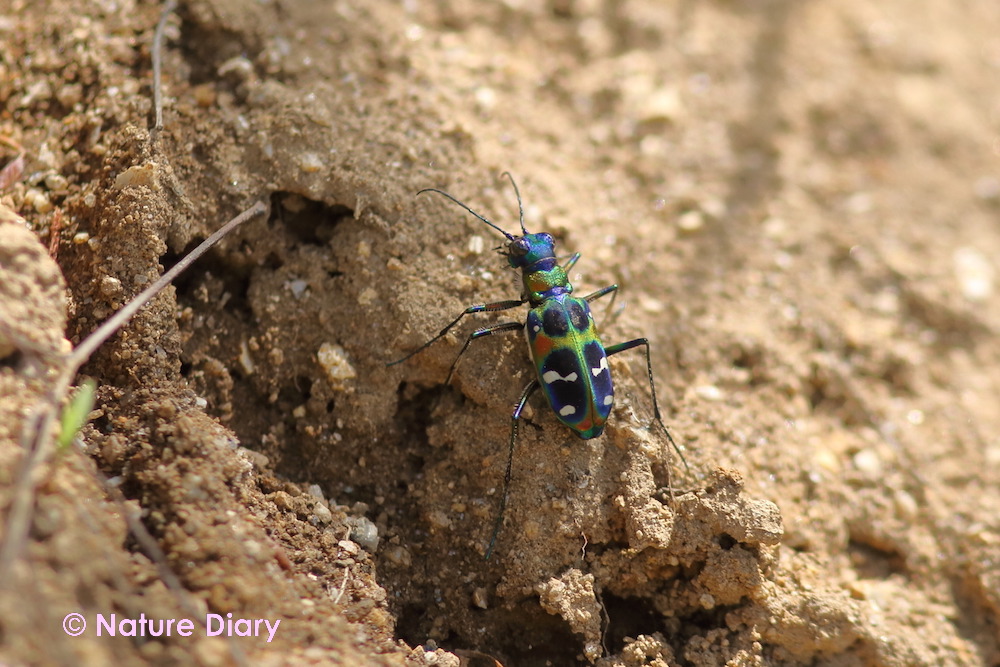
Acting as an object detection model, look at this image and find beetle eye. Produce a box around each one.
[510,238,530,256]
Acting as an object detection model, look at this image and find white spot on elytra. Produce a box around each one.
[603,395,613,406]
[591,357,609,377]
[559,405,576,416]
[533,325,540,332]
[543,370,578,384]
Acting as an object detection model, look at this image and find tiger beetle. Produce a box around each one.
[390,173,688,558]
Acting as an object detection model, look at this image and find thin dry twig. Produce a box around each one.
[70,201,265,368]
[332,568,351,605]
[596,584,610,659]
[0,200,267,580]
[152,0,178,132]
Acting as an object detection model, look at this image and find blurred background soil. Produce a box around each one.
[1,0,999,665]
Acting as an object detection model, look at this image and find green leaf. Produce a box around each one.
[58,379,96,451]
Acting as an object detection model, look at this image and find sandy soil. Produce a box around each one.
[2,0,999,665]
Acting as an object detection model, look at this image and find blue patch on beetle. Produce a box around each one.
[584,341,614,421]
[540,348,588,428]
[567,299,590,333]
[542,305,569,337]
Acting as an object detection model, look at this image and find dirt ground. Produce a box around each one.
[2,0,999,665]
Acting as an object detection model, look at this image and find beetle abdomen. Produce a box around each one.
[525,295,614,439]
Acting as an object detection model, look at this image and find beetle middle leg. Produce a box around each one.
[387,298,525,367]
[445,321,523,385]
[583,284,627,324]
[563,256,623,315]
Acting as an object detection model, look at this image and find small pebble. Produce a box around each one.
[317,343,356,385]
[852,448,882,476]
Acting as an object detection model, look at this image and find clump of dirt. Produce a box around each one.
[2,0,999,665]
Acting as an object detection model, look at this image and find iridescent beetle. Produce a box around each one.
[390,173,687,557]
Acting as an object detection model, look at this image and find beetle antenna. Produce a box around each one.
[501,172,527,235]
[417,188,514,241]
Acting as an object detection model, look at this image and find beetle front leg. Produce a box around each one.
[561,252,582,273]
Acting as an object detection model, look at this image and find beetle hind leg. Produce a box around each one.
[604,338,690,502]
[485,378,539,559]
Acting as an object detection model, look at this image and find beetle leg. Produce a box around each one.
[561,251,582,273]
[583,284,625,324]
[582,284,617,302]
[605,338,690,500]
[445,321,523,385]
[486,378,540,559]
[386,298,524,366]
